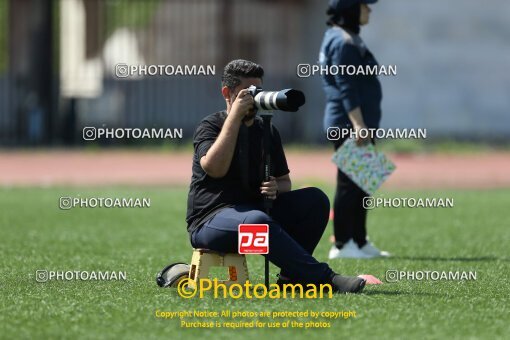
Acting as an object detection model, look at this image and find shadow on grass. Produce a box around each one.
[393,256,508,262]
[363,290,439,297]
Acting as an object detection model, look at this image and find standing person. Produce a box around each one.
[186,59,366,293]
[319,0,390,258]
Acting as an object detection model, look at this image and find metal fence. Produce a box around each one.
[0,0,309,146]
[1,0,510,146]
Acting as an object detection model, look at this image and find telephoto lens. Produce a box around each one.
[247,85,305,112]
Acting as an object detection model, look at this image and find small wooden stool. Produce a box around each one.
[188,249,249,287]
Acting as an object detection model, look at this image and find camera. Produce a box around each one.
[247,85,305,112]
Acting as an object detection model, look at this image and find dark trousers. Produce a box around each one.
[191,187,334,283]
[333,139,370,248]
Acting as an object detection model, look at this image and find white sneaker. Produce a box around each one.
[360,241,390,257]
[329,240,372,259]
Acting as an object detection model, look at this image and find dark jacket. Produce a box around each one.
[319,26,383,130]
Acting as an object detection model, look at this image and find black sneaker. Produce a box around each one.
[276,274,365,294]
[330,274,366,294]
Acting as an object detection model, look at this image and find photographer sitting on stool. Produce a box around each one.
[186,59,366,293]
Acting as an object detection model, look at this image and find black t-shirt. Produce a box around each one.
[186,111,290,235]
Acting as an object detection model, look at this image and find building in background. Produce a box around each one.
[0,0,509,146]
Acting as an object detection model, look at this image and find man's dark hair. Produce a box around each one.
[221,59,264,90]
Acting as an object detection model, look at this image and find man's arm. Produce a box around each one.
[200,89,253,178]
[348,107,369,146]
[331,43,369,146]
[260,174,291,200]
[276,174,291,194]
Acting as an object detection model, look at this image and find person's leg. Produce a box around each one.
[332,139,389,256]
[271,187,330,256]
[352,190,369,247]
[333,168,360,248]
[191,205,334,283]
[353,190,389,257]
[191,209,240,253]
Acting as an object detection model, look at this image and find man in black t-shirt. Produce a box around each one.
[185,59,366,293]
[186,110,290,233]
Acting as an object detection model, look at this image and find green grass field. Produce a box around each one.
[1,186,509,339]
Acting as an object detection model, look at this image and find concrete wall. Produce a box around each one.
[299,0,510,140]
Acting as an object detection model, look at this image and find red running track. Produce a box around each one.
[1,150,509,189]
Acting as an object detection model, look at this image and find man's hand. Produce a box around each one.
[260,176,279,200]
[353,123,370,147]
[348,107,370,147]
[230,89,254,122]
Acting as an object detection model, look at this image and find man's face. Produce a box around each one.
[228,77,263,121]
[360,4,371,25]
